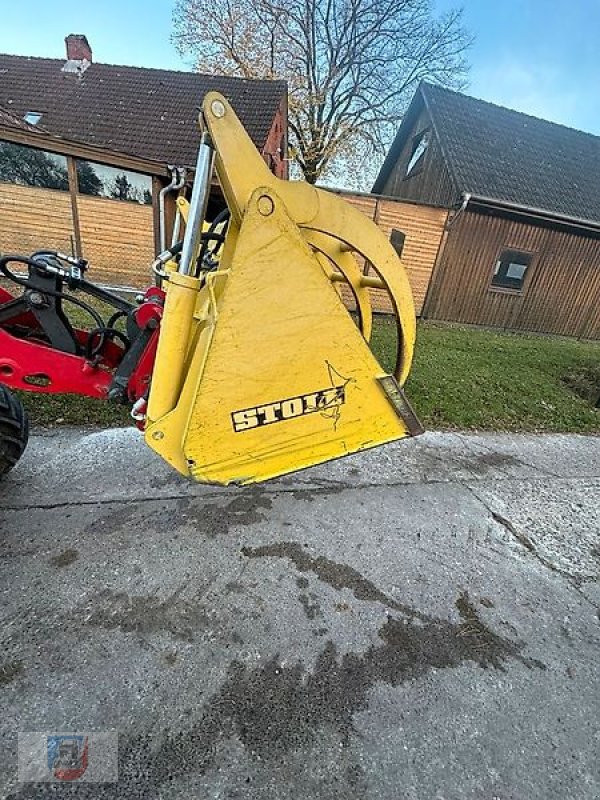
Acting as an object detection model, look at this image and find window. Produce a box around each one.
[0,141,68,190]
[76,160,152,204]
[491,249,532,291]
[405,130,430,177]
[23,111,43,126]
[389,228,406,257]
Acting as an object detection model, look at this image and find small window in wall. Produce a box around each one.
[76,160,152,204]
[405,130,430,177]
[491,249,532,291]
[0,141,68,190]
[389,228,406,258]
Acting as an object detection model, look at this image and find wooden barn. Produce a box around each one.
[0,35,287,287]
[373,82,600,340]
[330,189,448,316]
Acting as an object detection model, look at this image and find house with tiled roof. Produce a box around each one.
[371,82,600,339]
[0,35,288,287]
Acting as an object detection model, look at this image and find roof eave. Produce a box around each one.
[465,192,600,234]
[0,123,171,177]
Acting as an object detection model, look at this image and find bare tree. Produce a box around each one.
[173,0,471,186]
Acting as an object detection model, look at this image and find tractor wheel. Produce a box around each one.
[0,384,29,478]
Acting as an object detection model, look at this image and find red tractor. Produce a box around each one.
[0,248,171,476]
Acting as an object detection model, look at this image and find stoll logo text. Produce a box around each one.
[231,385,346,432]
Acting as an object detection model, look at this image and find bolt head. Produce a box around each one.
[28,291,45,307]
[211,100,226,118]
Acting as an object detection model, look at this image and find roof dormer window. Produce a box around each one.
[23,111,42,126]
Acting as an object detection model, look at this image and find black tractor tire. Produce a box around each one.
[0,384,29,478]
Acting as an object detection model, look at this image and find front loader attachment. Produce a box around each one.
[145,93,422,485]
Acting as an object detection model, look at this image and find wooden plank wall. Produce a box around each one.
[0,181,448,308]
[331,190,448,314]
[0,182,155,288]
[0,183,74,255]
[77,195,154,287]
[425,209,600,339]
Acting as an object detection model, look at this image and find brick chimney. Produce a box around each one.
[65,34,92,62]
[62,34,92,75]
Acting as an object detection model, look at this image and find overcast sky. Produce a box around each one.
[1,0,599,135]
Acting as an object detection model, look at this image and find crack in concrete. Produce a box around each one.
[465,484,600,612]
[2,475,599,512]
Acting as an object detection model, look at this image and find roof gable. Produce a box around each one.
[422,82,600,223]
[0,54,286,168]
[374,82,600,224]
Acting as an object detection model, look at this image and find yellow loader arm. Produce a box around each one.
[145,93,423,485]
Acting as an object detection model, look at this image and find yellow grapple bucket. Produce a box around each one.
[145,94,422,485]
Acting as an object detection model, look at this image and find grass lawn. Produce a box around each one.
[372,317,600,433]
[11,311,600,433]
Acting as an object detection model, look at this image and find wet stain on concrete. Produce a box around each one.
[474,452,524,470]
[298,592,323,620]
[242,541,427,620]
[0,659,23,686]
[85,503,139,536]
[184,490,272,535]
[49,548,79,568]
[242,543,543,669]
[335,601,352,612]
[6,588,544,800]
[84,489,272,540]
[163,651,178,667]
[84,588,211,642]
[413,449,526,482]
[455,451,525,477]
[224,581,246,595]
[12,590,543,800]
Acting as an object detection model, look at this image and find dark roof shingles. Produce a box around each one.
[422,82,600,223]
[0,55,286,167]
[0,103,44,133]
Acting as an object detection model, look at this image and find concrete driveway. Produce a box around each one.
[1,428,599,799]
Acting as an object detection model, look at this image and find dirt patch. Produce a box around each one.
[83,588,212,642]
[49,548,79,568]
[563,365,600,407]
[0,659,23,686]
